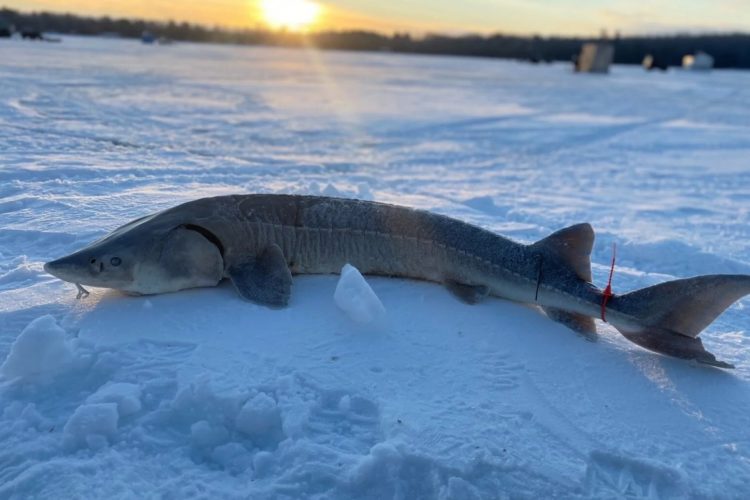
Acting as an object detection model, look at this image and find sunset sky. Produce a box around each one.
[7,0,750,36]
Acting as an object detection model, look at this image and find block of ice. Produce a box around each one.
[334,264,386,324]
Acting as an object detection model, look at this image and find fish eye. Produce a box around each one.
[110,257,122,267]
[90,258,96,264]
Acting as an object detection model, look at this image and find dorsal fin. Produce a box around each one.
[531,223,594,282]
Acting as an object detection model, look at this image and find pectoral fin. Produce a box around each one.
[542,306,598,341]
[228,244,292,308]
[445,279,490,304]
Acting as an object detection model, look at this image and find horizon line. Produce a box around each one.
[4,5,750,40]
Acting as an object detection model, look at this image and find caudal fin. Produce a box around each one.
[609,275,750,368]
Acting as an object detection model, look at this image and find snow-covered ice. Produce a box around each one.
[1,35,750,498]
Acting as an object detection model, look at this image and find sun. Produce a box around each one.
[260,0,322,30]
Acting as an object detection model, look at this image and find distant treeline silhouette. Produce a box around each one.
[3,7,750,68]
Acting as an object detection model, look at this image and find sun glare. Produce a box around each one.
[260,0,322,30]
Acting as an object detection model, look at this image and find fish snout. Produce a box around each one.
[44,258,65,277]
[44,254,90,283]
[44,257,70,280]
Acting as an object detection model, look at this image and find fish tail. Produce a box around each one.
[608,274,750,368]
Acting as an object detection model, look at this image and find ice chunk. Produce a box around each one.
[235,392,284,446]
[2,402,45,432]
[348,441,402,485]
[63,403,119,450]
[334,264,386,324]
[190,420,229,449]
[211,442,253,475]
[0,315,73,380]
[86,434,109,451]
[338,394,351,413]
[440,477,483,500]
[252,450,274,477]
[86,383,142,417]
[322,183,344,197]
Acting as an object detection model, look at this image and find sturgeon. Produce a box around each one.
[45,194,750,368]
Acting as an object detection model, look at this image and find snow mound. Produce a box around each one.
[584,450,687,498]
[334,264,386,324]
[86,382,142,417]
[0,315,73,380]
[235,392,285,447]
[211,442,255,475]
[63,403,119,450]
[190,419,230,449]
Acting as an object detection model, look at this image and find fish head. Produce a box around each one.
[44,240,148,292]
[45,212,224,295]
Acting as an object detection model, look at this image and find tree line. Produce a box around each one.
[3,7,750,69]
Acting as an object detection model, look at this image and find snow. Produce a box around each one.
[1,35,750,498]
[63,403,119,451]
[0,314,74,380]
[334,264,387,324]
[235,392,284,446]
[86,382,142,417]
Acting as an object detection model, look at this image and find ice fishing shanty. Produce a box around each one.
[574,43,615,74]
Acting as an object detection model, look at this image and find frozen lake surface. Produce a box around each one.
[1,36,750,498]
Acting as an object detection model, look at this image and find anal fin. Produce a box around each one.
[445,279,490,304]
[542,307,598,341]
[228,244,292,308]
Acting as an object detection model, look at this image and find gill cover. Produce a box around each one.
[134,225,224,294]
